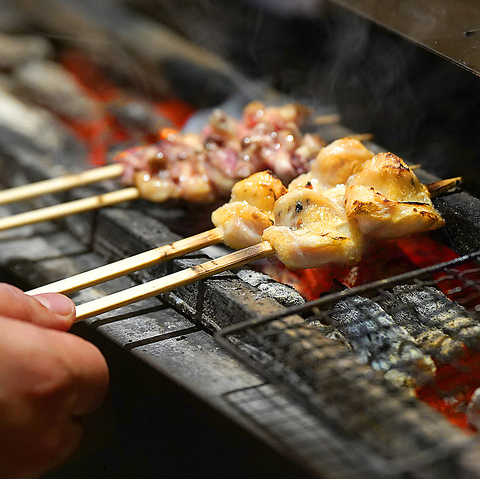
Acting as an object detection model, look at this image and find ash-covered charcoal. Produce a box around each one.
[329,295,436,388]
[0,86,86,167]
[236,269,305,307]
[0,32,53,70]
[311,321,353,350]
[378,290,466,363]
[262,317,469,461]
[13,61,98,120]
[391,285,480,349]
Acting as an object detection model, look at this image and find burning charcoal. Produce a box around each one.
[264,317,469,461]
[391,285,480,349]
[0,32,53,69]
[13,61,98,120]
[378,291,466,363]
[329,295,436,387]
[106,100,172,137]
[0,87,86,167]
[15,0,237,103]
[466,387,480,430]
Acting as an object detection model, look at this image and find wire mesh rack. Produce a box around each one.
[216,251,480,477]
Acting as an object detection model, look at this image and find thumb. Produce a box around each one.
[0,283,75,330]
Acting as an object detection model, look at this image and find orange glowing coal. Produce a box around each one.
[58,49,194,165]
[256,233,480,431]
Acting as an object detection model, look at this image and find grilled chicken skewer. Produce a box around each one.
[0,102,325,212]
[25,138,378,294]
[41,152,458,321]
[26,138,373,294]
[28,171,286,295]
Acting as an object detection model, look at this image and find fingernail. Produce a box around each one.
[35,293,75,317]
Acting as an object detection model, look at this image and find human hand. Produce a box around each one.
[0,284,109,479]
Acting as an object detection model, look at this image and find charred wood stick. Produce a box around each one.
[27,227,223,295]
[390,284,480,349]
[0,86,85,159]
[378,291,466,363]
[0,31,53,69]
[0,164,124,206]
[105,100,173,136]
[13,60,98,121]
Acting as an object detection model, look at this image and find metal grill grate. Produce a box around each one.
[216,251,480,476]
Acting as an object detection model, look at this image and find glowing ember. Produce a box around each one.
[256,232,480,431]
[58,49,194,165]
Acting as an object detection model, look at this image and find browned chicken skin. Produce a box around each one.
[211,171,287,249]
[345,152,445,239]
[262,187,363,269]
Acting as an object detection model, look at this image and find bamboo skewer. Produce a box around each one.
[426,177,462,197]
[74,241,275,322]
[23,176,461,297]
[0,187,140,232]
[0,163,124,206]
[27,228,224,295]
[69,176,462,321]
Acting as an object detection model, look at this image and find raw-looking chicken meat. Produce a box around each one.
[118,102,325,203]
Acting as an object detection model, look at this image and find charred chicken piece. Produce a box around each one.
[262,187,363,270]
[345,152,445,239]
[211,171,287,249]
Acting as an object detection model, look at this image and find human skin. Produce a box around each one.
[0,283,109,479]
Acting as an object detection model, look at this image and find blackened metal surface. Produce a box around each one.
[328,0,480,77]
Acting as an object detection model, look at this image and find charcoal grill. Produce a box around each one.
[2,0,480,478]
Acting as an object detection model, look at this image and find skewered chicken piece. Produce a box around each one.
[288,137,374,192]
[120,101,325,203]
[345,152,445,239]
[262,187,363,270]
[211,171,287,250]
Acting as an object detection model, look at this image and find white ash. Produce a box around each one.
[237,268,305,307]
